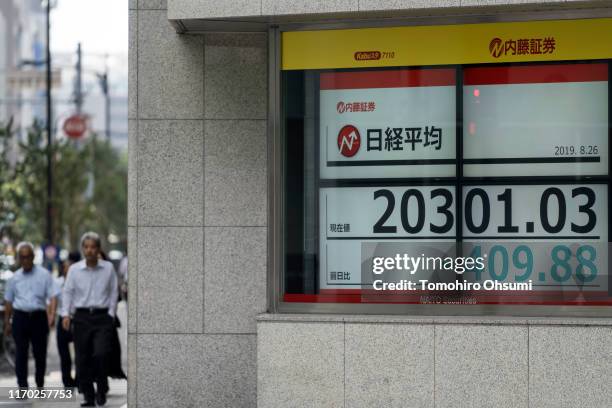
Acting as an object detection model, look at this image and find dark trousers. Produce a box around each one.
[73,310,114,401]
[12,310,49,388]
[56,316,75,386]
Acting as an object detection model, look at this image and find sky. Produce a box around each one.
[49,0,129,147]
[49,0,128,87]
[51,0,128,56]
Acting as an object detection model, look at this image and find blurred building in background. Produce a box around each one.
[0,0,127,151]
[0,0,48,141]
[0,0,128,266]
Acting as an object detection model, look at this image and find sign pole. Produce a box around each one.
[45,0,53,247]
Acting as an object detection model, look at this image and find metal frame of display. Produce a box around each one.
[268,12,612,317]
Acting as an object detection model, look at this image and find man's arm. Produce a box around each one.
[61,270,75,330]
[60,270,74,317]
[47,297,57,327]
[108,265,118,317]
[3,278,14,336]
[3,301,12,337]
[46,275,59,327]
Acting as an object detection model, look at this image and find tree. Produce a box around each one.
[80,136,127,251]
[0,119,26,245]
[0,121,127,254]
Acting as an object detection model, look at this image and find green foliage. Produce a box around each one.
[0,119,27,245]
[0,122,126,253]
[84,137,128,251]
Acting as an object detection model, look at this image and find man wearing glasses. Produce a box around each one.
[3,242,57,389]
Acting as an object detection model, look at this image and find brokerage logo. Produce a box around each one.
[337,125,361,157]
[337,101,376,114]
[489,38,504,58]
[489,36,556,58]
[354,51,381,61]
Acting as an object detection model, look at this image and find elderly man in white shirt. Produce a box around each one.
[3,242,57,389]
[61,232,117,407]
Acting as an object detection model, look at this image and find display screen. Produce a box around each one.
[463,64,608,177]
[320,186,456,290]
[282,62,611,307]
[319,69,456,179]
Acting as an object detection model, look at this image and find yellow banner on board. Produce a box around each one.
[282,18,612,70]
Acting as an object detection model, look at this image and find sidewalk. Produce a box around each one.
[0,303,128,407]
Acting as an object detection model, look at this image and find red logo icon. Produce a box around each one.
[489,38,503,58]
[337,102,347,114]
[337,125,360,157]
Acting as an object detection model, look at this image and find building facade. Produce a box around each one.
[0,0,46,139]
[128,1,612,407]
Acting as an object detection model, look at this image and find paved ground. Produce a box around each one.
[0,303,128,407]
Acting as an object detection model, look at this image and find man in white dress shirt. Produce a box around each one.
[61,232,117,407]
[3,242,57,389]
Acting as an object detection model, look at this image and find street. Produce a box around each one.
[0,303,127,407]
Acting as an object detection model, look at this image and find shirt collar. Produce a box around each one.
[84,261,103,270]
[21,266,36,275]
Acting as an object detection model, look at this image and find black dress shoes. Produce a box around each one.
[95,391,107,406]
[65,379,77,388]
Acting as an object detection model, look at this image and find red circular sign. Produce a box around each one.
[337,125,361,157]
[63,115,88,139]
